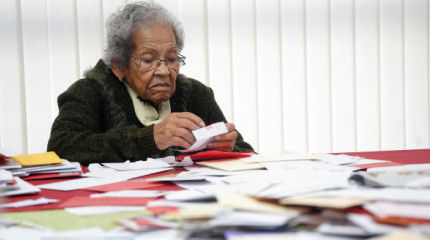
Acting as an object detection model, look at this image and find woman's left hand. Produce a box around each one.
[206,123,237,152]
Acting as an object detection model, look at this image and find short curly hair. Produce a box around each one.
[102,2,184,69]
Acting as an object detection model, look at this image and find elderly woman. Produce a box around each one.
[47,2,254,165]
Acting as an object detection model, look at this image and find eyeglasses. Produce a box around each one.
[130,53,186,71]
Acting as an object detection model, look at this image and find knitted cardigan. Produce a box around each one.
[47,60,254,165]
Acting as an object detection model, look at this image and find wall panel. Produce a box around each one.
[102,0,126,45]
[380,0,405,150]
[20,0,52,153]
[207,0,234,123]
[330,0,356,153]
[47,0,80,119]
[281,0,308,153]
[231,0,259,151]
[76,0,104,77]
[255,0,283,153]
[404,0,429,148]
[0,0,27,154]
[154,0,179,18]
[178,0,208,85]
[355,0,380,151]
[1,0,430,155]
[306,0,332,153]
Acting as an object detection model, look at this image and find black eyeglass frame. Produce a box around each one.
[129,53,186,70]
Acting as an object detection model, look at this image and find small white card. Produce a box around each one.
[0,197,59,208]
[182,122,228,152]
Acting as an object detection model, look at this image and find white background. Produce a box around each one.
[0,0,429,155]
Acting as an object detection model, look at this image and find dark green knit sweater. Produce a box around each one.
[47,60,254,165]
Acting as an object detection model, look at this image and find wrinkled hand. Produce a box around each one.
[154,112,205,150]
[206,123,237,152]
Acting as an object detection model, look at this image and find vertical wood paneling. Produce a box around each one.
[281,0,308,153]
[76,0,104,77]
[231,0,259,151]
[380,0,405,150]
[355,0,380,151]
[2,0,430,154]
[127,0,148,3]
[207,0,234,123]
[102,0,126,23]
[330,0,356,152]
[154,0,179,18]
[21,0,52,153]
[404,0,429,148]
[306,0,332,153]
[255,0,283,154]
[177,0,208,85]
[47,0,80,119]
[0,0,27,154]
[102,0,126,22]
[102,0,126,46]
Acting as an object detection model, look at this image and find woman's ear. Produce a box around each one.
[111,60,125,81]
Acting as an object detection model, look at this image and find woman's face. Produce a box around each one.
[118,24,179,107]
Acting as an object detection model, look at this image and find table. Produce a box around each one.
[2,149,430,236]
[338,149,430,164]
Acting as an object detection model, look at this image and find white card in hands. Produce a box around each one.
[181,122,228,153]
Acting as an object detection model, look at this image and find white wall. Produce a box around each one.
[1,0,429,155]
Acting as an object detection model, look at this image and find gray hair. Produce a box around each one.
[102,2,184,69]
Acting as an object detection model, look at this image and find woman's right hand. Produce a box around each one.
[153,112,205,150]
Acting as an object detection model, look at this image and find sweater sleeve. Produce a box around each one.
[47,79,164,165]
[182,79,255,153]
[206,89,255,153]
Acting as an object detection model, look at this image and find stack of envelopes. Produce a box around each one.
[2,150,430,240]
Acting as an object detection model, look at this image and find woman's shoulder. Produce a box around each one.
[171,74,215,112]
[175,74,212,93]
[66,60,120,94]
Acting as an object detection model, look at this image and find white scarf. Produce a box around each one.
[124,83,171,126]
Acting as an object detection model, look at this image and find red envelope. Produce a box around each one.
[120,216,175,231]
[22,172,82,180]
[147,206,178,215]
[84,179,182,192]
[58,196,156,208]
[347,206,430,226]
[177,150,254,161]
[0,153,10,160]
[351,162,404,170]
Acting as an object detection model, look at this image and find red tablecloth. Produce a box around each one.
[2,169,184,213]
[3,149,429,213]
[338,149,430,164]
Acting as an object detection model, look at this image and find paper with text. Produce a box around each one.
[181,122,228,152]
[241,153,319,163]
